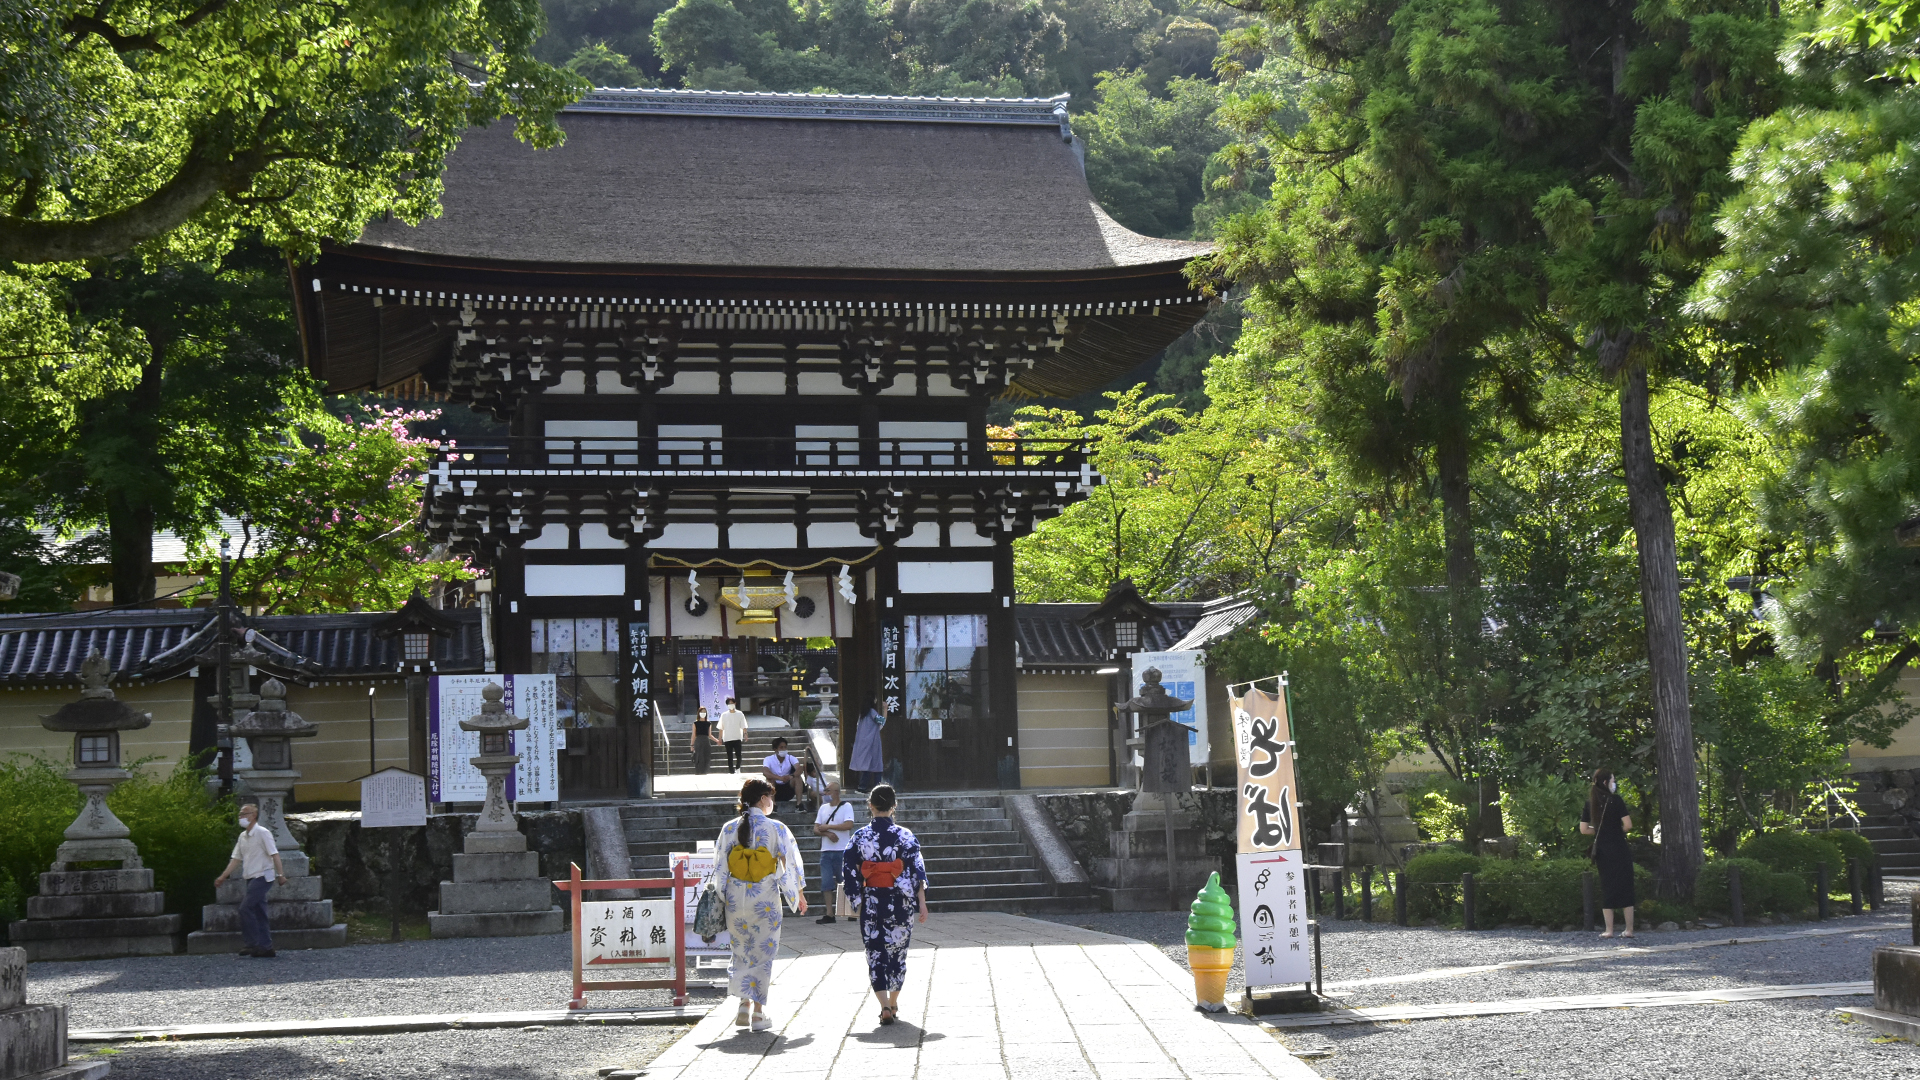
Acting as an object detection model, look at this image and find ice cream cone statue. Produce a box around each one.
[1186,871,1236,1012]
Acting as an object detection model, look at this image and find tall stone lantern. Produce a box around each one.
[428,683,564,937]
[7,650,182,959]
[187,677,346,952]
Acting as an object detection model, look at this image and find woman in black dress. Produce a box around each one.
[1579,768,1635,938]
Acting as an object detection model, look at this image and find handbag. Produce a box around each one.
[835,883,855,918]
[693,879,727,941]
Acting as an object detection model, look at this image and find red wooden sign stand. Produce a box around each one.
[554,862,690,1008]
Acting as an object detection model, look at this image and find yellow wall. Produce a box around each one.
[0,677,410,804]
[0,682,198,771]
[1016,673,1112,788]
[1847,670,1920,773]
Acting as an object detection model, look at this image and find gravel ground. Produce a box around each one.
[1043,891,1920,1079]
[67,1025,689,1080]
[27,932,728,1030]
[1284,998,1920,1080]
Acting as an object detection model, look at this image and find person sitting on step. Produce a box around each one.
[761,736,800,805]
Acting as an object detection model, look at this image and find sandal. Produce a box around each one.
[735,1005,752,1027]
[879,1006,896,1025]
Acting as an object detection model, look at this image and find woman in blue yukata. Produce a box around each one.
[840,783,929,1025]
[712,778,807,1031]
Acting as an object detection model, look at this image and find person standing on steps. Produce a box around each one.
[713,778,807,1031]
[841,783,928,1026]
[813,780,857,923]
[1580,767,1636,939]
[691,705,719,775]
[848,695,884,792]
[719,697,748,773]
[214,802,285,958]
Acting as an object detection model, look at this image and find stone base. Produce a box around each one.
[24,892,164,921]
[436,879,552,916]
[198,901,337,933]
[213,875,323,904]
[0,1003,66,1077]
[49,837,141,872]
[462,832,528,854]
[1092,854,1218,890]
[7,916,181,963]
[1875,944,1920,1015]
[184,924,347,954]
[1838,1005,1920,1040]
[16,1061,109,1080]
[427,907,564,938]
[451,851,540,882]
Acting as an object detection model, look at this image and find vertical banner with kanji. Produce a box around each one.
[695,654,733,722]
[1232,679,1311,989]
[626,621,651,724]
[879,616,904,722]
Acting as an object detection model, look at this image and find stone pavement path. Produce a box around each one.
[1260,979,1872,1027]
[640,912,1314,1080]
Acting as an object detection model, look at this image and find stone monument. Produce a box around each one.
[7,652,181,960]
[1092,668,1217,911]
[428,683,564,937]
[0,947,107,1080]
[186,678,346,952]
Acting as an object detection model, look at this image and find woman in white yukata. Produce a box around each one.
[711,778,808,1030]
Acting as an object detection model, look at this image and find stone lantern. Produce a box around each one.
[187,677,346,952]
[428,683,563,937]
[809,669,840,729]
[7,650,182,959]
[1094,666,1217,912]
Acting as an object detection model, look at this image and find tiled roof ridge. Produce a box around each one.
[568,88,1074,131]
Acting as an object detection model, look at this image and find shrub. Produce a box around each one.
[1695,858,1774,915]
[1404,850,1481,920]
[0,752,231,930]
[1473,858,1590,926]
[1767,871,1810,913]
[1737,831,1848,883]
[1503,777,1588,858]
[1812,830,1876,872]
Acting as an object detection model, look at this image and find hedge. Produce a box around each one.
[1736,831,1849,881]
[1403,850,1482,920]
[1812,830,1876,872]
[1694,857,1807,915]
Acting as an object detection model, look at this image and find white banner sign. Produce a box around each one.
[359,768,427,828]
[429,674,559,803]
[1235,849,1312,988]
[1132,649,1208,765]
[582,899,673,974]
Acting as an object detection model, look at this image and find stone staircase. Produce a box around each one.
[654,724,809,778]
[618,793,1096,913]
[1854,784,1920,875]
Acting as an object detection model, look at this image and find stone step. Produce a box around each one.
[7,914,182,941]
[1861,825,1909,840]
[920,880,1074,903]
[186,924,347,953]
[427,908,565,938]
[215,876,325,904]
[927,893,1100,914]
[1871,838,1920,855]
[198,900,337,933]
[25,891,166,920]
[438,878,555,916]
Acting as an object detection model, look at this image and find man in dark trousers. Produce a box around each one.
[214,803,285,957]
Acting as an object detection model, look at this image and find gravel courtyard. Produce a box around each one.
[1042,890,1920,1080]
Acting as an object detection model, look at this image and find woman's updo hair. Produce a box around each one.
[868,783,897,814]
[738,778,775,830]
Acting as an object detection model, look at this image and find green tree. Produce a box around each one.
[0,1,578,265]
[566,40,651,85]
[1694,1,1920,676]
[1080,71,1226,238]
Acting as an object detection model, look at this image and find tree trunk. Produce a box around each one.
[1434,400,1503,841]
[107,493,156,606]
[1619,364,1702,898]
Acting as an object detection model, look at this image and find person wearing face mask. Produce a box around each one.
[215,803,285,957]
[1578,768,1635,938]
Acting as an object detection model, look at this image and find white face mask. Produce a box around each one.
[1608,779,1617,793]
[238,816,253,829]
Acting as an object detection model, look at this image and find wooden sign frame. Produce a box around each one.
[553,862,690,1008]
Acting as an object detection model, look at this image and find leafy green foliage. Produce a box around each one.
[1471,858,1590,927]
[1693,856,1773,915]
[0,1,581,264]
[1813,829,1877,871]
[1402,849,1480,920]
[1735,831,1848,881]
[187,405,477,613]
[1503,776,1588,859]
[1080,72,1226,238]
[0,753,232,929]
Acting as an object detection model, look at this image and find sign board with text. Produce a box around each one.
[1232,681,1311,989]
[669,851,731,956]
[1131,649,1208,766]
[359,768,427,828]
[428,674,559,804]
[582,899,674,971]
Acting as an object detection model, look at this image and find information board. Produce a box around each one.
[1132,649,1208,765]
[1232,679,1312,989]
[359,768,427,828]
[581,898,674,973]
[428,674,559,804]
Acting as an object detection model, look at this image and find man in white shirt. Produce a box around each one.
[718,697,748,773]
[214,803,285,958]
[761,736,799,804]
[811,781,856,923]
